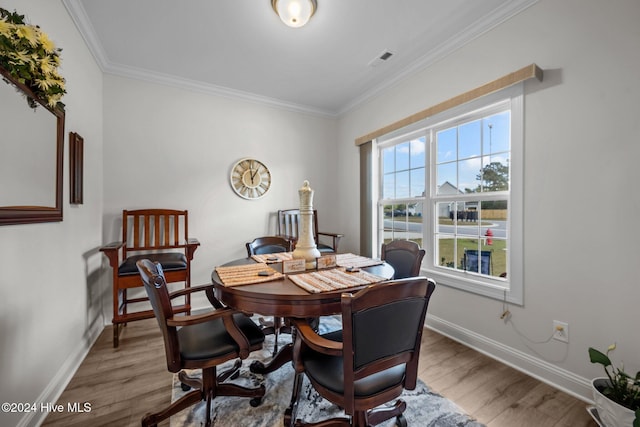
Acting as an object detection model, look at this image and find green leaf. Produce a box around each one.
[633,409,639,427]
[589,347,612,367]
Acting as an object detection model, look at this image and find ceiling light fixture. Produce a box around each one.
[271,0,317,28]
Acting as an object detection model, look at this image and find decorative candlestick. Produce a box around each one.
[292,180,321,269]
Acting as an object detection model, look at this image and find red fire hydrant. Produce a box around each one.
[485,228,493,245]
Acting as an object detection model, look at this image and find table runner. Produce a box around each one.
[215,263,284,286]
[336,253,384,268]
[288,267,386,294]
[250,252,294,263]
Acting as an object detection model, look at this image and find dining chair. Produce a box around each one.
[286,277,436,427]
[136,259,265,427]
[245,236,292,257]
[380,239,425,279]
[277,208,343,253]
[100,209,200,347]
[245,236,292,355]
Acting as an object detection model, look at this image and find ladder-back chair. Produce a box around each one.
[100,209,200,347]
[276,209,343,253]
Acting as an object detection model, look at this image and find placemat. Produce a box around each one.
[215,263,284,287]
[288,267,386,294]
[250,252,294,263]
[336,253,384,268]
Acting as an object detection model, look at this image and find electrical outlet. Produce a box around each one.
[553,320,569,343]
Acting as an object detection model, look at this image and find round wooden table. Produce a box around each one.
[211,257,394,373]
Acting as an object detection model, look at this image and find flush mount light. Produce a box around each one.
[271,0,317,28]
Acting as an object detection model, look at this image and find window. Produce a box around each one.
[376,85,523,304]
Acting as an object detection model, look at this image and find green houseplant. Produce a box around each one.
[589,344,640,427]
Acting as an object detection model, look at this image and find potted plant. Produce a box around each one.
[589,344,640,427]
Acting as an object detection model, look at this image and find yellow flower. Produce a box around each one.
[9,49,32,65]
[16,24,39,47]
[38,31,57,54]
[0,19,14,37]
[47,93,63,108]
[35,77,55,90]
[39,57,57,74]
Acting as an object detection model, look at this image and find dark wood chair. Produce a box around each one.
[277,208,343,253]
[136,259,265,427]
[245,236,292,355]
[100,209,200,347]
[380,239,425,279]
[245,236,292,257]
[286,277,436,427]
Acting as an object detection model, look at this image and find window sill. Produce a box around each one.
[421,266,522,305]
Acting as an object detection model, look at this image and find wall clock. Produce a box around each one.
[230,158,272,199]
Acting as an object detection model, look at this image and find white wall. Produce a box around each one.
[0,1,104,426]
[337,0,640,400]
[101,75,340,304]
[3,1,638,425]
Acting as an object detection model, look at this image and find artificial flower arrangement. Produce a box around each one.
[0,7,65,111]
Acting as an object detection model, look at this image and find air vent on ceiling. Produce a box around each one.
[368,50,395,67]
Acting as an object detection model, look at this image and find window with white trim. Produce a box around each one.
[375,85,523,304]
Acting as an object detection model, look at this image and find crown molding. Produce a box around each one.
[63,0,538,118]
[338,0,540,115]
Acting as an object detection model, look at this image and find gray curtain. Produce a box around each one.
[359,141,373,257]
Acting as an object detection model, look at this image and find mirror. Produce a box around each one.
[0,67,65,225]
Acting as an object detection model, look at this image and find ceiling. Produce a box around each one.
[63,0,537,116]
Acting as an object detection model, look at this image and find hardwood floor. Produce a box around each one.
[42,319,596,427]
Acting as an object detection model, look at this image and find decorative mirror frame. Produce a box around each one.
[0,67,65,225]
[69,132,84,205]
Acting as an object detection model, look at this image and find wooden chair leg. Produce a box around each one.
[284,371,305,427]
[112,323,123,348]
[366,399,406,426]
[141,389,202,427]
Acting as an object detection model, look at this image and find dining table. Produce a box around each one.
[210,252,395,374]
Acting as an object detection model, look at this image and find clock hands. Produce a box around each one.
[250,161,259,183]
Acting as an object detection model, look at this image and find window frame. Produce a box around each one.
[375,84,524,305]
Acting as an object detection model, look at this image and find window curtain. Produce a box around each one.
[359,141,373,257]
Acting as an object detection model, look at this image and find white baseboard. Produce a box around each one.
[17,320,104,427]
[426,314,593,404]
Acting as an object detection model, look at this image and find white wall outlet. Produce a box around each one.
[552,320,569,343]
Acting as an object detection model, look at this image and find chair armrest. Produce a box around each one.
[166,306,233,327]
[169,283,212,298]
[99,241,124,268]
[317,232,344,252]
[186,238,200,260]
[169,283,224,309]
[317,232,343,238]
[291,319,343,356]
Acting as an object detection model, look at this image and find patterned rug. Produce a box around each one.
[170,317,484,427]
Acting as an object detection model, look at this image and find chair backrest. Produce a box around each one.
[122,209,189,258]
[380,239,426,279]
[341,277,436,410]
[246,236,292,256]
[277,209,319,241]
[136,259,182,371]
[463,249,492,275]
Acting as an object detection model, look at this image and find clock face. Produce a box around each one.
[230,158,272,199]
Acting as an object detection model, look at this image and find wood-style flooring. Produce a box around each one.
[42,319,596,427]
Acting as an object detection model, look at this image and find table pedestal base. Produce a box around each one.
[250,343,293,374]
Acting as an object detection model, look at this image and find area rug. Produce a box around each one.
[170,317,484,427]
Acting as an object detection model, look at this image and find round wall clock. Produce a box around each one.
[229,158,272,199]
